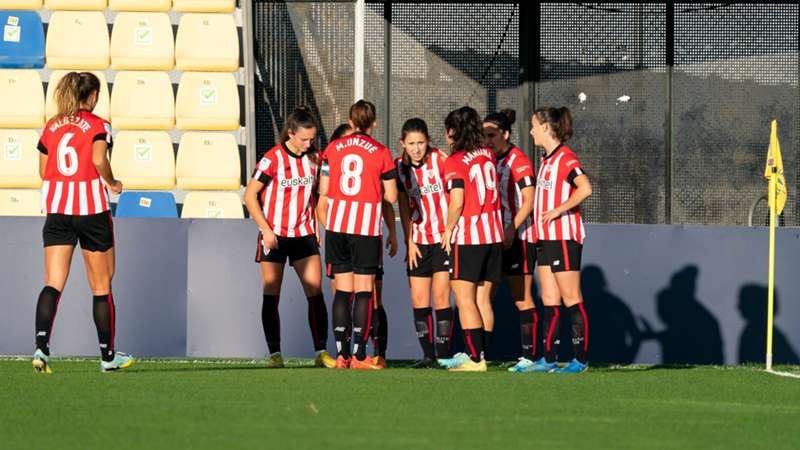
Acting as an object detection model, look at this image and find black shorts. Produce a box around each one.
[325,231,382,275]
[502,238,537,276]
[408,243,450,278]
[327,262,384,280]
[255,234,319,265]
[449,243,502,283]
[43,211,115,252]
[536,240,583,273]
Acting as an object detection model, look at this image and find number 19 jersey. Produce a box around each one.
[38,111,112,216]
[444,147,503,245]
[321,133,397,236]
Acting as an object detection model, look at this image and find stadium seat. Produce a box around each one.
[172,0,236,13]
[44,0,107,11]
[110,71,175,130]
[175,13,238,72]
[176,132,240,190]
[0,130,40,188]
[110,131,175,190]
[175,72,239,131]
[0,11,45,68]
[45,12,109,69]
[0,189,42,216]
[116,191,178,218]
[46,70,109,120]
[111,12,174,70]
[109,0,171,12]
[0,69,44,128]
[0,1,43,10]
[180,191,243,219]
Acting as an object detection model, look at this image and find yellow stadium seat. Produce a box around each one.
[46,70,109,121]
[0,1,43,10]
[45,0,107,10]
[181,191,243,219]
[176,72,239,131]
[173,0,235,13]
[111,131,175,190]
[0,130,41,188]
[111,12,174,70]
[110,71,175,130]
[46,12,109,69]
[175,13,238,72]
[0,69,44,128]
[176,132,239,190]
[109,0,171,12]
[0,189,42,216]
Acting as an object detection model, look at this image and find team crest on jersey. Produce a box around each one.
[258,158,270,171]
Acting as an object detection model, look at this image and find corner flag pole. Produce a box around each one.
[766,166,776,371]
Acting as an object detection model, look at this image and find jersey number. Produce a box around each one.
[340,154,363,196]
[468,162,497,206]
[56,133,78,176]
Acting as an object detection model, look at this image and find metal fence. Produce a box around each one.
[251,1,799,227]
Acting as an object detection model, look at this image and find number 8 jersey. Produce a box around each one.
[38,111,112,215]
[444,147,504,245]
[320,132,397,236]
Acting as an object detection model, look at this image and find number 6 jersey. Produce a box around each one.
[444,147,503,245]
[38,111,113,215]
[320,132,397,236]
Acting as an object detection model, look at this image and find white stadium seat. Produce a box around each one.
[46,11,109,69]
[110,71,175,130]
[176,132,239,190]
[0,130,41,188]
[111,12,175,71]
[0,69,44,128]
[175,13,239,72]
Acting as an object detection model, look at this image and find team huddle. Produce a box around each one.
[30,72,592,374]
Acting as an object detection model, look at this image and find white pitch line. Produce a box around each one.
[766,369,800,379]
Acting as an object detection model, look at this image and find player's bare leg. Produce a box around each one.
[293,256,334,367]
[33,245,75,373]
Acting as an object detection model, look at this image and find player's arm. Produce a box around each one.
[505,185,534,247]
[92,140,122,194]
[317,170,330,228]
[39,153,47,179]
[397,190,412,244]
[245,157,278,249]
[382,199,398,257]
[381,177,398,204]
[541,172,592,225]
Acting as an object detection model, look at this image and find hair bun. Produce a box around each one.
[500,108,516,126]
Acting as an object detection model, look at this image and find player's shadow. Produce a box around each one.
[640,265,724,365]
[738,284,800,365]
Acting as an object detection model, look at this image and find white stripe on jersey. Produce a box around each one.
[41,181,50,214]
[285,156,300,238]
[78,182,88,216]
[301,157,315,236]
[361,202,372,236]
[346,201,359,235]
[546,152,563,239]
[64,182,75,215]
[50,181,63,213]
[373,201,382,236]
[91,179,103,214]
[333,199,346,232]
[272,152,286,235]
[560,176,571,239]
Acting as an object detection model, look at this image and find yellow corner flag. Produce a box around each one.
[764,120,787,215]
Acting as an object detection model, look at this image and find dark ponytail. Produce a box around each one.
[533,106,573,142]
[445,106,483,154]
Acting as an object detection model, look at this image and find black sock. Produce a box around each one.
[372,304,388,358]
[332,290,352,358]
[483,330,493,357]
[35,286,61,356]
[542,306,561,363]
[261,294,281,355]
[92,294,116,362]
[435,307,454,359]
[519,308,538,360]
[569,303,589,363]
[351,291,373,360]
[413,307,435,359]
[306,295,328,352]
[463,328,485,363]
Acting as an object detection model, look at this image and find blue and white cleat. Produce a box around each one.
[553,358,588,373]
[508,357,536,372]
[32,349,52,374]
[525,357,559,373]
[437,352,470,369]
[100,352,135,373]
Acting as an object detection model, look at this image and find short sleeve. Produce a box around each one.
[562,156,585,187]
[380,147,397,180]
[444,156,465,192]
[512,153,535,189]
[252,154,274,184]
[395,160,406,192]
[37,137,49,155]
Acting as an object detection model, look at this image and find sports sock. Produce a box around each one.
[413,307,435,359]
[306,295,328,352]
[568,303,589,364]
[351,291,373,360]
[434,307,454,358]
[92,294,116,362]
[332,290,352,358]
[372,303,388,358]
[35,286,61,356]
[462,328,485,363]
[542,306,561,363]
[261,294,281,355]
[483,330,493,357]
[519,308,538,360]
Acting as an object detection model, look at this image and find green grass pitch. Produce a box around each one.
[1,358,798,450]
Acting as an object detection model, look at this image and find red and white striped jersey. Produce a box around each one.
[533,144,586,243]
[496,146,536,243]
[396,148,448,244]
[38,111,112,215]
[444,147,503,246]
[320,133,397,236]
[253,143,318,237]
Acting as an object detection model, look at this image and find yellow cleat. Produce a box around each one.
[265,353,285,368]
[315,350,337,369]
[32,349,53,374]
[372,356,387,369]
[447,358,487,372]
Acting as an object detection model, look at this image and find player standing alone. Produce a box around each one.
[244,106,335,369]
[531,106,592,373]
[32,72,133,373]
[317,100,398,369]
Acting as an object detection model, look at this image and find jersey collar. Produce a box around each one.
[281,142,306,159]
[542,143,564,160]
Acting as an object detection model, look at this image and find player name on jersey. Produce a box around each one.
[445,147,504,246]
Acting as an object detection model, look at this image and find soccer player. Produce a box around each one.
[317,100,398,369]
[481,110,540,372]
[244,106,335,369]
[395,118,453,368]
[531,106,592,373]
[32,72,133,373]
[438,106,504,372]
